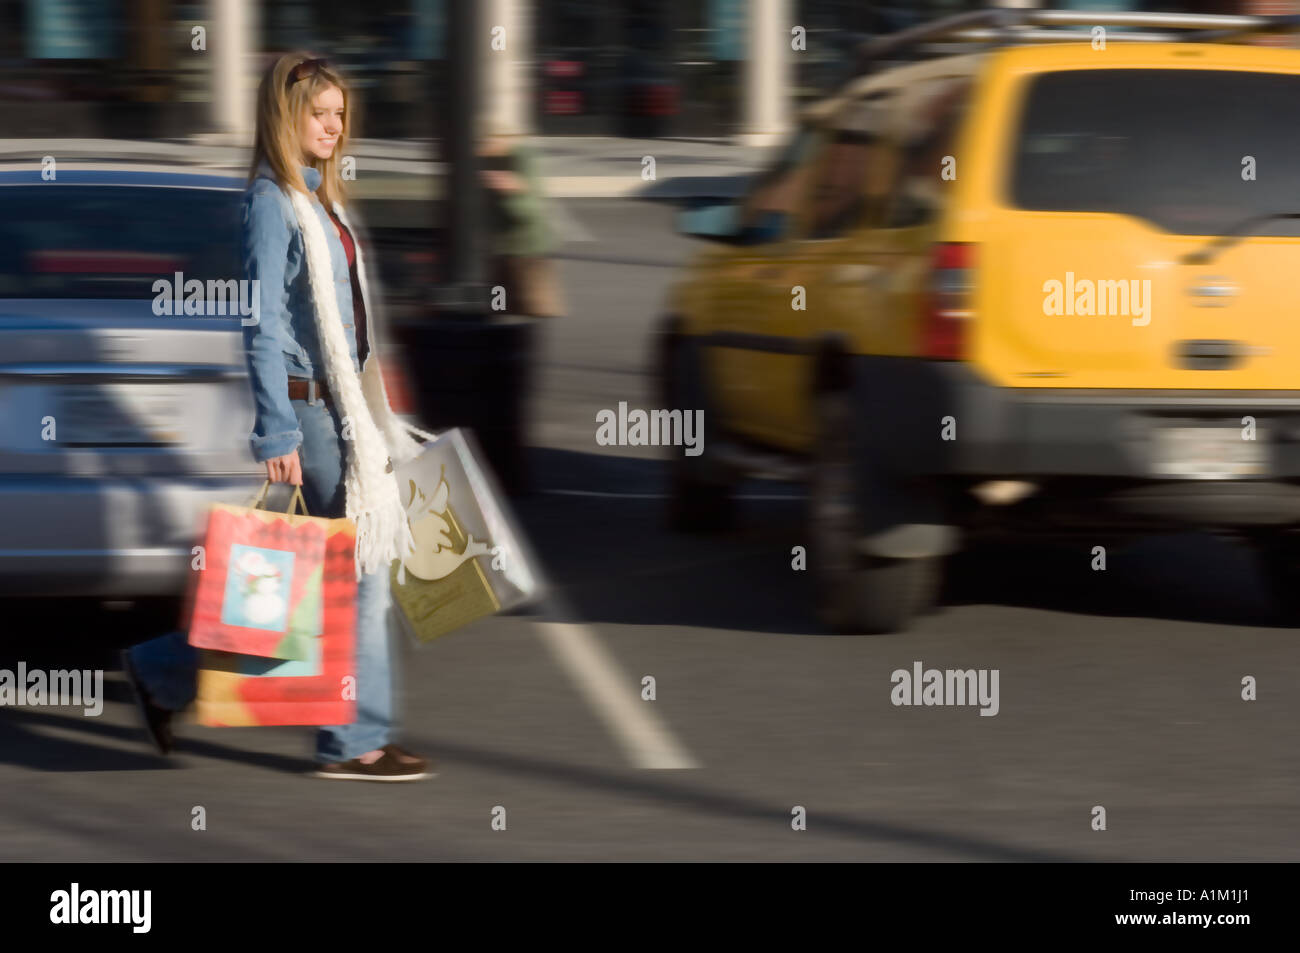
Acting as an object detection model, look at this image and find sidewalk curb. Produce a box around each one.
[545,175,753,200]
[0,138,760,200]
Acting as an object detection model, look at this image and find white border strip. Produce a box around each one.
[542,489,806,501]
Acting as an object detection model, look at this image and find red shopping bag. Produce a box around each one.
[186,483,324,661]
[194,513,358,726]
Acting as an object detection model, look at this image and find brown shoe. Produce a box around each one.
[312,750,433,782]
[381,743,433,773]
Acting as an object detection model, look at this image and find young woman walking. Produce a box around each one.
[124,52,434,782]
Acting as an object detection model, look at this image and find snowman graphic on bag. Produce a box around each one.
[234,550,287,626]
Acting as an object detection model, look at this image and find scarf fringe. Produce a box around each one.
[352,500,418,585]
[287,186,420,582]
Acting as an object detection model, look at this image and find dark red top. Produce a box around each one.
[325,207,370,369]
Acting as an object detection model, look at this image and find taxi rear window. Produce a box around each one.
[1010,68,1300,236]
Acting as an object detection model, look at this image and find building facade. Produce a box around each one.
[0,0,1289,142]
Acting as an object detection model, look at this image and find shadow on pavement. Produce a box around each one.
[521,447,1287,632]
[402,732,1096,863]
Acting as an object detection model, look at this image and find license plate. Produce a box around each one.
[58,384,186,446]
[1151,426,1267,480]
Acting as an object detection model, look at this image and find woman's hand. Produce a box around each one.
[265,449,303,486]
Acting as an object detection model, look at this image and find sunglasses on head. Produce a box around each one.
[286,58,327,90]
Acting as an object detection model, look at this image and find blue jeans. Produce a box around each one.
[128,395,397,763]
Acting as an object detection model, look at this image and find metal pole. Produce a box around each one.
[407,0,532,494]
[443,0,486,307]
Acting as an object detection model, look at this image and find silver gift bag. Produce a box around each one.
[388,428,545,641]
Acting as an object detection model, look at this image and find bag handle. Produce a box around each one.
[248,480,311,516]
[285,484,309,516]
[245,480,272,510]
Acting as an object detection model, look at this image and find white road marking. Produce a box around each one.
[532,613,700,770]
[542,488,806,501]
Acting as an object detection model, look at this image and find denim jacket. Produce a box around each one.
[241,159,368,462]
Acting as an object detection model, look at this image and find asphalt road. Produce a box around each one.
[1,199,1297,861]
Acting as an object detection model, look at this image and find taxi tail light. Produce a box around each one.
[921,242,975,360]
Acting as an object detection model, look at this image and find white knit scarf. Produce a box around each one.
[286,186,436,583]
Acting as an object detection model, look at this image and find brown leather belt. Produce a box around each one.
[287,378,333,406]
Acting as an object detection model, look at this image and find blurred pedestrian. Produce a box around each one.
[123,51,433,782]
[479,122,566,321]
[474,122,566,497]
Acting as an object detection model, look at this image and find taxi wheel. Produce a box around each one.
[662,334,736,533]
[810,390,935,634]
[667,473,736,533]
[1253,534,1300,625]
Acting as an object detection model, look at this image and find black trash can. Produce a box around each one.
[394,315,535,496]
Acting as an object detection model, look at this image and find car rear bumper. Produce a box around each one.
[851,358,1300,529]
[0,473,264,597]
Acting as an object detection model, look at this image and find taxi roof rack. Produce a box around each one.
[854,9,1300,74]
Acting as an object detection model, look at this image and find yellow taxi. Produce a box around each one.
[660,11,1300,632]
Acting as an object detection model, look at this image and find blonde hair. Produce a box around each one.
[246,51,353,209]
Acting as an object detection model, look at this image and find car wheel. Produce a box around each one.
[1254,533,1300,625]
[809,390,937,634]
[661,333,737,533]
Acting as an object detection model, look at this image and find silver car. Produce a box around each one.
[0,163,264,597]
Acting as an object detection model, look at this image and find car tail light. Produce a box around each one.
[28,250,184,274]
[921,242,975,360]
[381,356,415,415]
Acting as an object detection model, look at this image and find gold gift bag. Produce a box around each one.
[390,428,543,641]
